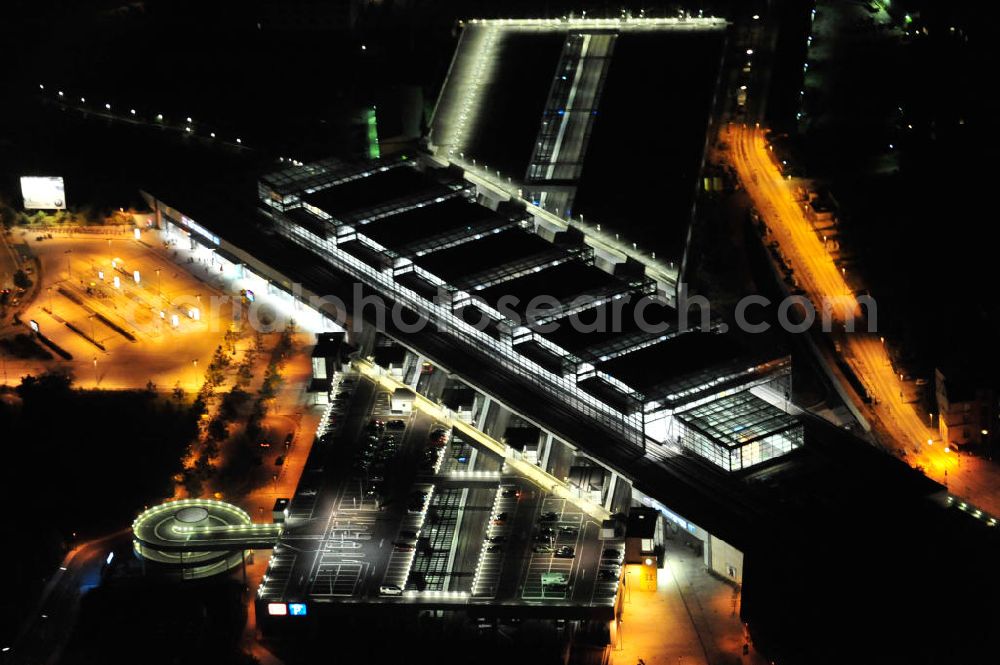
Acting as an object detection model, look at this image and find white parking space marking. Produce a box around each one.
[522,498,585,601]
[471,485,514,598]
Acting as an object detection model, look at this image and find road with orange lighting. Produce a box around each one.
[725,123,1000,516]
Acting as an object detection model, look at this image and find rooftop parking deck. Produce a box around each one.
[258,368,624,620]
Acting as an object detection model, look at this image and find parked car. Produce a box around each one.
[380,585,403,596]
[555,546,575,559]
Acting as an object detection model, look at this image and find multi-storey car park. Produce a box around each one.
[252,367,627,631]
[132,14,1000,664]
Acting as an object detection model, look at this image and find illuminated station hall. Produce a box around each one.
[133,13,954,658]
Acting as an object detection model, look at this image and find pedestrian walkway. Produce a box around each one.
[612,542,768,665]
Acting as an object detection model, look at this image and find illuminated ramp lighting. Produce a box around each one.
[131,498,283,579]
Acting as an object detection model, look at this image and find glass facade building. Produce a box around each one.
[675,391,804,472]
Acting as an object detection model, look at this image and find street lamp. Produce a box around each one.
[155,268,162,297]
[92,356,98,387]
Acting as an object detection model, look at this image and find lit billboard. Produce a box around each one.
[20,176,66,210]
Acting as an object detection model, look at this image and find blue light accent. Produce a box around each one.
[289,602,308,616]
[557,109,565,116]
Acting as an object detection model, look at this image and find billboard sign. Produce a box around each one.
[20,176,66,210]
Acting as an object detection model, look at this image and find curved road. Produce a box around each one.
[725,123,1000,515]
[8,529,130,665]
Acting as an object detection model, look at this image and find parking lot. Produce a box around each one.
[262,367,624,613]
[521,497,587,600]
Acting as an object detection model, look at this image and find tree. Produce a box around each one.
[13,269,31,290]
[207,418,228,442]
[182,469,203,498]
[220,386,249,420]
[191,396,207,419]
[237,364,253,387]
[0,202,16,229]
[16,371,72,399]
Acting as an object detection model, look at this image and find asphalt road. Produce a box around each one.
[9,530,130,665]
[724,123,1000,515]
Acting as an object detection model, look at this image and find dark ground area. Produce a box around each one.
[59,577,252,665]
[267,611,567,665]
[0,373,198,645]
